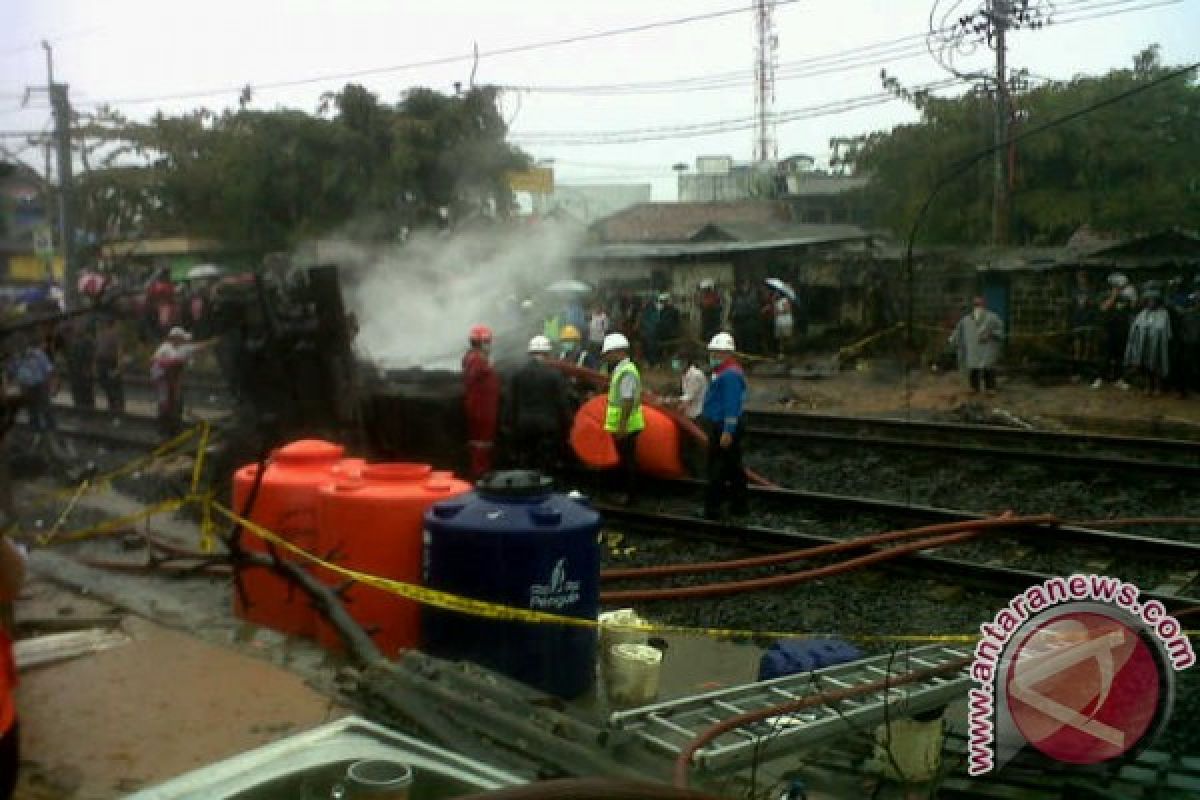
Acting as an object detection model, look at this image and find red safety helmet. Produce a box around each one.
[468,324,493,345]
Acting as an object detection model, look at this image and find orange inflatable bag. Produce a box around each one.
[569,395,685,478]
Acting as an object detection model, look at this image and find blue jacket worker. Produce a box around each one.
[700,332,748,520]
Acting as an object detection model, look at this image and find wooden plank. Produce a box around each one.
[15,629,131,671]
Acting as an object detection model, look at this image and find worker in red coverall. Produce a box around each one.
[1,530,26,800]
[462,324,500,479]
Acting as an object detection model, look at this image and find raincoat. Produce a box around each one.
[950,309,1004,370]
[1125,307,1171,376]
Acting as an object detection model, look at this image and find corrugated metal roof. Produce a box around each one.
[590,201,790,243]
[574,230,873,261]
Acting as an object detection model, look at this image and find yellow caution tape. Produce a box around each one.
[27,424,201,503]
[837,323,905,359]
[188,420,211,495]
[29,420,1195,646]
[211,500,599,629]
[49,497,184,543]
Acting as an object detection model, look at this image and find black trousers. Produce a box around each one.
[614,431,640,499]
[513,424,564,477]
[0,721,17,800]
[67,360,95,409]
[1101,321,1128,382]
[969,368,996,391]
[704,420,748,517]
[96,358,125,413]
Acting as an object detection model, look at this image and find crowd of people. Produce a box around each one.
[0,267,230,442]
[460,318,750,520]
[1069,271,1200,397]
[529,279,802,372]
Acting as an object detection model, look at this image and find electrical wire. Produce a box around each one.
[496,0,1171,97]
[512,79,969,145]
[73,0,807,108]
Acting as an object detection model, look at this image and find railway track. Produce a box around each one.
[745,409,1200,477]
[582,474,1200,607]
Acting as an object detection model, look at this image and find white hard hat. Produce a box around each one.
[527,334,553,353]
[707,332,736,352]
[167,326,192,341]
[699,279,715,289]
[602,332,630,354]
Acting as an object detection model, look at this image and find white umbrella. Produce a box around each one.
[546,279,593,294]
[765,277,796,301]
[187,264,224,280]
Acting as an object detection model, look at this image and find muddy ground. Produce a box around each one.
[7,358,1199,797]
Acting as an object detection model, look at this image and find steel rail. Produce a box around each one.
[746,409,1200,457]
[583,475,1200,562]
[745,427,1200,478]
[595,504,1200,612]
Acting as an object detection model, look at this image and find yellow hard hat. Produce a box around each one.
[560,324,582,341]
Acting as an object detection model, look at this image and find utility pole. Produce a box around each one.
[43,41,77,303]
[931,0,1049,246]
[991,0,1009,246]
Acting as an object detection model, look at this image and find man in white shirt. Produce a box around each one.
[151,327,211,437]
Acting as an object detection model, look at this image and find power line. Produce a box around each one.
[497,0,1175,97]
[0,24,107,59]
[513,78,969,145]
[74,0,807,108]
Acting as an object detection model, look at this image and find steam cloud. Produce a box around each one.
[327,223,584,370]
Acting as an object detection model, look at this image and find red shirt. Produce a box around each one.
[0,627,15,734]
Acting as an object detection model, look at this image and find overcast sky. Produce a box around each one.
[2,0,1197,200]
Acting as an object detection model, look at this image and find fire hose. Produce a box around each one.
[602,514,1057,581]
[600,529,981,603]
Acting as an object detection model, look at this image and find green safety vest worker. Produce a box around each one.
[604,357,646,434]
[543,314,562,342]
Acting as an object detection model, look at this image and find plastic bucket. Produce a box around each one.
[598,609,647,674]
[606,643,663,708]
[335,759,413,798]
[874,718,945,782]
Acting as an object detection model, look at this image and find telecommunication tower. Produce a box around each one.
[753,0,779,163]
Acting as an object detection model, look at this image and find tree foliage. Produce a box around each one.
[835,47,1200,244]
[74,84,528,253]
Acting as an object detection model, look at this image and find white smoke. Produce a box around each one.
[325,222,584,370]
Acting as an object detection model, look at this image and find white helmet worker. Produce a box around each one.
[707,332,736,352]
[601,332,631,354]
[527,334,553,354]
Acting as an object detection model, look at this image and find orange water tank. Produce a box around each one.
[569,395,686,478]
[231,439,347,638]
[315,463,470,657]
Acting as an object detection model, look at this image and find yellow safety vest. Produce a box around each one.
[605,358,645,434]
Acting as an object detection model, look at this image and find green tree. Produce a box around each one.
[72,84,528,253]
[837,48,1200,244]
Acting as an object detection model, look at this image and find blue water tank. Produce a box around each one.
[421,471,600,698]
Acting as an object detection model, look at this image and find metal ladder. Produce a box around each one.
[608,644,971,774]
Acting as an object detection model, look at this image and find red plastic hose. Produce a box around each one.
[600,529,979,603]
[602,514,1057,581]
